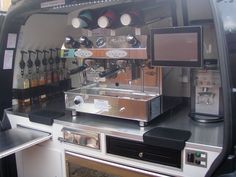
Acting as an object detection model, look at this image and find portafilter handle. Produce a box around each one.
[99,66,120,78]
[68,64,88,75]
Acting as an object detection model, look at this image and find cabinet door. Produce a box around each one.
[20,145,63,177]
[66,152,171,177]
[0,126,51,159]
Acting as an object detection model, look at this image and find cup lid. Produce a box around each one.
[120,13,132,26]
[72,18,87,28]
[98,16,109,28]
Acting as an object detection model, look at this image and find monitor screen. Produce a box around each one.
[151,26,202,67]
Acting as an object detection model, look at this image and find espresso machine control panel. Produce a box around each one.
[62,35,148,59]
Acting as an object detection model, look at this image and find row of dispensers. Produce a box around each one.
[16,49,69,106]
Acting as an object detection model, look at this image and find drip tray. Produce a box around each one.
[65,86,161,122]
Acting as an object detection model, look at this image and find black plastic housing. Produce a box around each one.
[106,136,181,168]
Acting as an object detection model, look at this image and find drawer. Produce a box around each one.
[58,127,100,150]
[106,136,181,168]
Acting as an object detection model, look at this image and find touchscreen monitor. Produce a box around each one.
[151,26,202,67]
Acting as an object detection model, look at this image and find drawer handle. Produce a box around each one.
[138,152,143,158]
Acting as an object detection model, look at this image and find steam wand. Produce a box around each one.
[98,66,121,78]
[140,61,146,92]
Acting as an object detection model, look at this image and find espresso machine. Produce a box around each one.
[64,34,161,126]
[63,23,182,126]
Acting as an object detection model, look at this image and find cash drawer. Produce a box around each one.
[106,136,181,168]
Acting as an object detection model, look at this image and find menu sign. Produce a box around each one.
[40,0,65,8]
[3,50,14,70]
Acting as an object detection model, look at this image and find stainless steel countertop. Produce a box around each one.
[6,96,224,150]
[0,127,51,159]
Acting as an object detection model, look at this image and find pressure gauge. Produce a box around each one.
[96,37,106,48]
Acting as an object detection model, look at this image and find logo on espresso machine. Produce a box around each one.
[75,49,93,58]
[106,49,128,58]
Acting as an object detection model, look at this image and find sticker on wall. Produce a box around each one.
[3,50,14,70]
[7,33,17,48]
[61,49,76,58]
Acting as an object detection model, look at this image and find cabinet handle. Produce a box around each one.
[139,152,143,158]
[58,137,67,142]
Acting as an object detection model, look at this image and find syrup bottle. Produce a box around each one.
[39,50,49,102]
[58,50,65,81]
[35,50,42,75]
[18,50,31,106]
[61,57,68,80]
[42,50,49,83]
[54,48,61,81]
[28,50,37,88]
[35,50,46,102]
[43,49,51,85]
[28,50,38,104]
[48,49,55,82]
[19,51,27,78]
[42,50,49,67]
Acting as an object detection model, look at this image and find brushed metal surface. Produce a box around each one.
[65,86,161,122]
[54,108,223,151]
[0,127,51,159]
[65,151,171,177]
[6,96,223,150]
[59,127,100,149]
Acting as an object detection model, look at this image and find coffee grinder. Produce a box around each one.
[189,22,223,122]
[190,64,223,122]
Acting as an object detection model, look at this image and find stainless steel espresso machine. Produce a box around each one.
[1,0,236,177]
[62,2,183,126]
[63,32,182,126]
